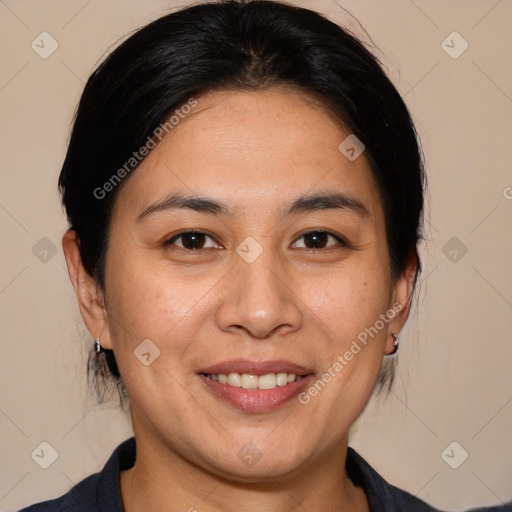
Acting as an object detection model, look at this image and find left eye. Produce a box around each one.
[291,231,343,249]
[165,231,221,250]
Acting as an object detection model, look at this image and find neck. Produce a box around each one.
[120,428,369,512]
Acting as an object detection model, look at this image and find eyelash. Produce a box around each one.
[164,230,221,251]
[294,229,349,249]
[163,229,350,251]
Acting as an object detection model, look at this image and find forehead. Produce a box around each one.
[113,88,383,221]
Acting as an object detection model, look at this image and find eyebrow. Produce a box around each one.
[136,191,369,223]
[288,191,369,217]
[136,194,230,222]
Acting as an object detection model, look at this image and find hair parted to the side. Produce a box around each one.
[59,0,425,405]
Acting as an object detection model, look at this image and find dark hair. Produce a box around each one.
[59,0,425,404]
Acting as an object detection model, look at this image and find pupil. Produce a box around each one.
[306,232,327,248]
[183,233,204,249]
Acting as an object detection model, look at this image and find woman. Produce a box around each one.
[18,1,511,511]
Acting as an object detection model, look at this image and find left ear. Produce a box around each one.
[384,250,418,354]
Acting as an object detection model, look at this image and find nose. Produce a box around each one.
[215,250,303,339]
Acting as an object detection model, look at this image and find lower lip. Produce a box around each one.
[199,374,314,412]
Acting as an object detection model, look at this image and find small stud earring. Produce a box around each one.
[389,332,399,355]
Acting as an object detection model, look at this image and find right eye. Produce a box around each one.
[164,231,223,251]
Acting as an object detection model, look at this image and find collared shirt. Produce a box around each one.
[19,437,510,512]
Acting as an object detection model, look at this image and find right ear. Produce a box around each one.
[62,230,112,349]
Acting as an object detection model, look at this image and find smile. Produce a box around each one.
[202,372,304,390]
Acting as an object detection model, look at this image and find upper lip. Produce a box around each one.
[198,359,314,377]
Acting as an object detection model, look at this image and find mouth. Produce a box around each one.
[197,359,315,412]
[201,371,306,390]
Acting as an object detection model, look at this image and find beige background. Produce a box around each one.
[1,1,511,510]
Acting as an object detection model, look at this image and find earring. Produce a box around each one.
[389,332,399,355]
[94,336,102,354]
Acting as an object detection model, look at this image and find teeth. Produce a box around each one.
[276,373,288,386]
[241,373,258,389]
[228,373,241,387]
[204,372,305,390]
[258,373,276,389]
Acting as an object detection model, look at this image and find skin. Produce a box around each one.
[63,87,417,512]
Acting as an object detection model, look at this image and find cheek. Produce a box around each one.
[103,263,204,411]
[104,248,219,360]
[303,261,391,338]
[299,276,390,425]
[300,257,392,407]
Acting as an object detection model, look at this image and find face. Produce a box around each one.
[67,88,414,481]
